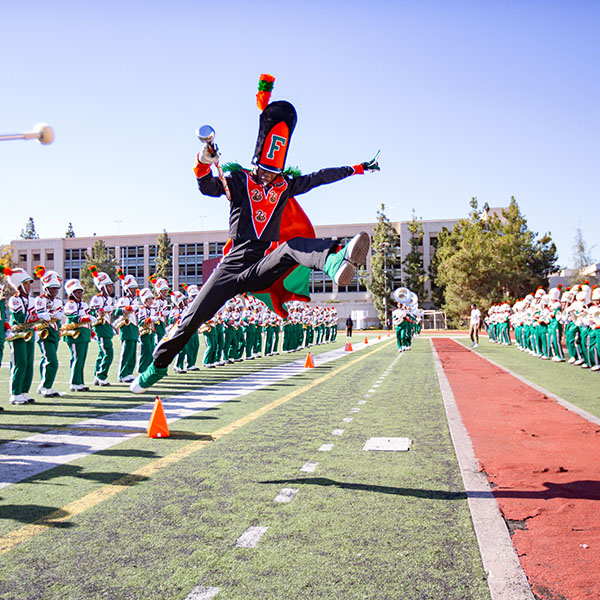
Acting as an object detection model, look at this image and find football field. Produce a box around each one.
[0,333,599,600]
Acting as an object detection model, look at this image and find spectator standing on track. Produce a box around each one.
[469,303,481,348]
[346,315,353,338]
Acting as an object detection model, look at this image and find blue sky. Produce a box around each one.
[1,0,598,267]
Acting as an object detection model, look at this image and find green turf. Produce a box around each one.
[453,337,600,419]
[0,338,490,599]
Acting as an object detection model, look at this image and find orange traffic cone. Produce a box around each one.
[378,335,381,340]
[304,352,314,368]
[364,336,368,344]
[387,332,391,337]
[147,396,170,438]
[345,342,353,352]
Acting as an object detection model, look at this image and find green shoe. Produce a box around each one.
[324,231,370,287]
[130,363,168,394]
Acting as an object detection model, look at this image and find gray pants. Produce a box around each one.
[470,323,479,344]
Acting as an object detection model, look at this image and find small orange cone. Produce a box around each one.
[148,396,170,438]
[304,352,314,368]
[387,332,391,337]
[345,342,353,352]
[378,335,381,340]
[364,336,368,344]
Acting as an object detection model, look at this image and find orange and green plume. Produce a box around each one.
[256,74,275,111]
[0,265,14,276]
[88,265,99,278]
[116,267,125,280]
[34,265,46,278]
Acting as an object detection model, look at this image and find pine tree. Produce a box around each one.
[81,239,119,301]
[20,217,39,239]
[154,230,173,282]
[65,222,76,238]
[358,204,399,326]
[434,197,559,322]
[402,209,426,300]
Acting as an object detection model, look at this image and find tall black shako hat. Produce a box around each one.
[251,76,297,174]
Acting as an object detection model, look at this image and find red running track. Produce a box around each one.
[433,338,600,600]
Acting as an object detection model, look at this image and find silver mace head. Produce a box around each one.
[196,125,215,145]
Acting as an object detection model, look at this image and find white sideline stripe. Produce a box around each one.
[274,488,298,503]
[318,444,333,452]
[430,339,534,600]
[184,586,220,600]
[236,526,268,548]
[464,342,600,427]
[301,462,318,473]
[0,338,387,489]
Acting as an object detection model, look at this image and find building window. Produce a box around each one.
[208,241,225,259]
[19,253,27,262]
[64,248,86,280]
[33,253,40,262]
[46,252,54,261]
[178,243,204,286]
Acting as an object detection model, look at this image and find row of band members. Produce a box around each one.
[483,282,600,370]
[0,265,339,406]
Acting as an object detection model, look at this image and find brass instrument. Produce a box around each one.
[198,323,212,334]
[112,316,131,330]
[59,322,83,339]
[6,323,34,342]
[35,318,58,340]
[94,312,107,326]
[139,321,155,337]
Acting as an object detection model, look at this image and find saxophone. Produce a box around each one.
[112,316,131,330]
[59,322,83,339]
[35,318,59,340]
[139,319,155,337]
[6,323,34,342]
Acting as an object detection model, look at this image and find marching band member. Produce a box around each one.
[137,287,158,374]
[33,266,64,397]
[114,271,139,383]
[0,283,6,377]
[132,77,375,393]
[149,276,171,344]
[63,279,93,392]
[1,267,36,405]
[168,291,187,373]
[183,284,200,371]
[88,266,115,386]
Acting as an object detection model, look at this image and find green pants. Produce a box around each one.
[10,338,35,395]
[38,338,60,389]
[139,333,155,374]
[94,337,114,381]
[67,341,89,386]
[119,339,137,379]
[223,326,235,361]
[186,331,199,368]
[203,329,218,365]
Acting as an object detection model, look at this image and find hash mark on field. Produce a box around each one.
[358,400,366,405]
[301,462,318,472]
[351,408,360,413]
[368,389,376,393]
[274,488,299,503]
[342,417,353,423]
[184,586,220,600]
[319,444,334,452]
[332,429,344,436]
[236,526,268,548]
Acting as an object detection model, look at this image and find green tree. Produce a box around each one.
[569,226,597,286]
[359,203,399,326]
[65,222,76,238]
[403,209,426,300]
[81,239,119,301]
[154,230,172,282]
[428,229,448,309]
[20,217,39,239]
[434,197,558,321]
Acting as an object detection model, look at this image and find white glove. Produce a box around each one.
[199,144,220,165]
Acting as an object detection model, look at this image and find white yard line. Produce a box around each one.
[0,339,385,489]
[430,339,534,600]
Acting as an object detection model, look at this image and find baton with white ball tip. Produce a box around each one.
[196,125,231,201]
[0,123,55,145]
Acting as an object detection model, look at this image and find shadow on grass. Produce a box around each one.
[0,504,76,527]
[261,477,600,501]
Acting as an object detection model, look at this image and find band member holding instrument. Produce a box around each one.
[137,288,158,374]
[89,266,116,386]
[132,76,378,392]
[63,279,93,392]
[149,276,171,344]
[1,267,36,405]
[114,271,139,383]
[33,265,64,397]
[0,283,7,376]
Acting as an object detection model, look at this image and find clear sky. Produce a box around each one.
[1,0,598,268]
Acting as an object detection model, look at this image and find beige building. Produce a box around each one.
[8,218,459,325]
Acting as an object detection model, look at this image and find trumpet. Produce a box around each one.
[112,316,131,330]
[60,323,83,339]
[6,323,34,342]
[139,321,155,337]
